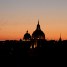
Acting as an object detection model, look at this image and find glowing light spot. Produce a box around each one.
[30,45,32,49]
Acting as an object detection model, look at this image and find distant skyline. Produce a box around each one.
[0,0,67,40]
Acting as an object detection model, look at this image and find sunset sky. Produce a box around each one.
[0,0,67,40]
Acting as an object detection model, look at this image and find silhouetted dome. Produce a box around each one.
[32,30,45,39]
[23,31,31,40]
[32,20,45,39]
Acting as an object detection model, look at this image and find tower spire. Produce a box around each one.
[36,20,40,30]
[38,20,39,25]
[59,33,62,41]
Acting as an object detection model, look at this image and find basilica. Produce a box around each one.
[23,20,45,41]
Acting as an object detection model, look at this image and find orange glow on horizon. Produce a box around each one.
[0,21,67,41]
[0,9,67,40]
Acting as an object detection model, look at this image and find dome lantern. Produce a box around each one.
[36,20,40,30]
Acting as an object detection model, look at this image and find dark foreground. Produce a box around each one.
[0,40,67,67]
[0,40,67,56]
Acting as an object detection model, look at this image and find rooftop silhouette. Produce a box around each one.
[0,20,67,56]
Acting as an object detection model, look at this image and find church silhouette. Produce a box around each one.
[23,20,45,48]
[23,20,45,41]
[0,20,67,57]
